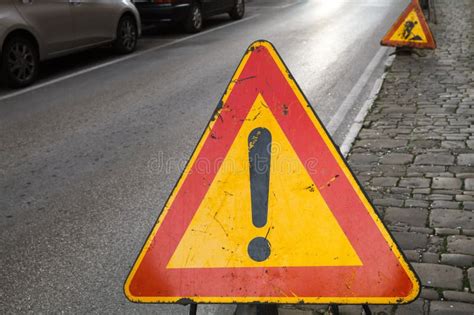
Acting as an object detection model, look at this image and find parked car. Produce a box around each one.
[0,0,141,88]
[133,0,245,33]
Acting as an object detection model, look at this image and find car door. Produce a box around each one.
[201,0,222,16]
[224,0,236,11]
[13,0,74,55]
[70,0,119,47]
[210,0,235,14]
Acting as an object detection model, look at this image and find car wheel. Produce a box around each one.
[184,3,203,33]
[1,36,39,88]
[229,0,245,20]
[113,15,138,54]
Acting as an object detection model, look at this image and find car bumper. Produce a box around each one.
[134,3,191,23]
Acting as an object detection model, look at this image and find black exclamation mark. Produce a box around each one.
[247,127,272,262]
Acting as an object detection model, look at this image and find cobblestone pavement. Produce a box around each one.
[279,0,474,314]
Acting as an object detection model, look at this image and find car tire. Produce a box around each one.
[184,3,203,33]
[113,15,138,54]
[229,0,245,20]
[1,36,39,88]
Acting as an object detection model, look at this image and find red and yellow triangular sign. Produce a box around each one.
[124,41,420,304]
[381,0,436,49]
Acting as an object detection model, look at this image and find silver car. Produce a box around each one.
[0,0,141,88]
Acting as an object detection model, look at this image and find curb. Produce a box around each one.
[339,52,396,157]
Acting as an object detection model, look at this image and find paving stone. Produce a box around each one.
[404,199,430,208]
[427,235,444,253]
[380,153,413,165]
[277,308,314,315]
[440,253,474,267]
[465,179,474,191]
[464,202,474,210]
[430,209,474,229]
[412,263,463,290]
[384,207,428,227]
[447,235,474,256]
[428,194,454,201]
[371,177,398,187]
[468,268,474,291]
[389,187,411,194]
[409,139,440,149]
[404,250,421,262]
[443,291,474,303]
[435,228,460,236]
[427,172,455,178]
[394,299,425,314]
[378,165,407,177]
[413,188,431,194]
[356,139,408,149]
[431,189,463,195]
[458,154,474,166]
[348,153,379,165]
[407,165,446,174]
[431,200,461,209]
[373,198,404,207]
[450,166,474,174]
[391,232,428,250]
[398,178,431,188]
[369,305,394,314]
[432,177,463,189]
[389,225,409,232]
[420,288,440,300]
[457,173,474,179]
[457,195,474,202]
[430,301,474,314]
[464,229,474,237]
[442,140,466,149]
[410,227,433,234]
[414,154,455,165]
[422,252,439,263]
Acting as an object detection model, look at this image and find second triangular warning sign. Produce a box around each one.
[381,0,436,49]
[125,41,420,304]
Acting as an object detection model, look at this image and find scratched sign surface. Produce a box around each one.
[381,0,436,49]
[124,41,420,304]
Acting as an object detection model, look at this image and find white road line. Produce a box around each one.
[0,14,259,103]
[339,53,396,157]
[326,47,389,134]
[276,1,302,9]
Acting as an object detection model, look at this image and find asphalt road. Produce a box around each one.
[0,0,407,313]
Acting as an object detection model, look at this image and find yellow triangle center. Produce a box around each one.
[167,95,362,268]
[390,9,428,43]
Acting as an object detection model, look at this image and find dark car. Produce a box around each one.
[133,0,245,33]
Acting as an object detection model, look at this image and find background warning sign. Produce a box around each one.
[381,0,436,49]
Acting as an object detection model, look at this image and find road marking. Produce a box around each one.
[0,14,259,102]
[339,53,396,157]
[276,1,302,9]
[326,47,388,134]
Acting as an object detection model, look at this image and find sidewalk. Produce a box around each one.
[348,0,474,313]
[280,0,474,314]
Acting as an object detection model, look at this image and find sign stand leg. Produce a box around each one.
[362,304,372,315]
[389,47,423,57]
[255,304,278,315]
[189,304,197,315]
[329,304,372,315]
